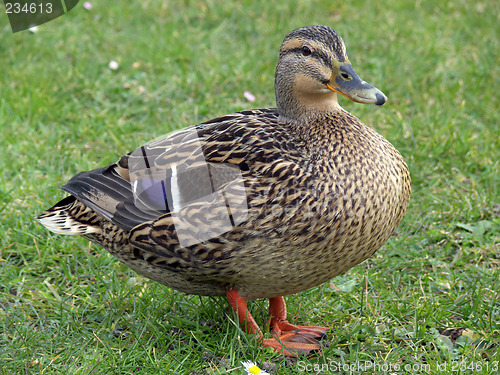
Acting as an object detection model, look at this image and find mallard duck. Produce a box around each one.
[38,25,411,356]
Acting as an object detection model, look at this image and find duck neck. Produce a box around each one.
[275,82,342,124]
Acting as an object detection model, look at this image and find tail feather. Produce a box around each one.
[37,196,100,235]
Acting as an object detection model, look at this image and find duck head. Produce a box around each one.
[275,25,387,122]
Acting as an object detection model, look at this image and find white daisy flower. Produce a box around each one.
[108,60,119,70]
[241,361,270,375]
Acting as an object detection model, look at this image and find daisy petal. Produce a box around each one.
[244,91,256,102]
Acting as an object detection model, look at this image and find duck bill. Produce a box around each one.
[326,62,387,106]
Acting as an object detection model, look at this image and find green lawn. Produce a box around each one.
[1,1,499,374]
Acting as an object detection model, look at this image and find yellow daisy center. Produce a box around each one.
[248,365,261,374]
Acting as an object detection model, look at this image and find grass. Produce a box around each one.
[0,0,499,374]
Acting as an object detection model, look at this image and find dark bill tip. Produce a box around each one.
[375,92,386,106]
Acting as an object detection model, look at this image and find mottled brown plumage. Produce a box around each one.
[38,25,410,356]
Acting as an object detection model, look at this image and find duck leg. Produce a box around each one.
[226,290,328,356]
[226,289,262,335]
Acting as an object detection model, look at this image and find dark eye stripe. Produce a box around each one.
[287,48,332,69]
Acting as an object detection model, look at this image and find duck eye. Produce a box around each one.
[301,46,312,56]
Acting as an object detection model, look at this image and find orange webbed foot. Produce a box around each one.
[265,296,329,356]
[226,290,329,357]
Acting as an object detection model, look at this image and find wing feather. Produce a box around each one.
[60,109,283,235]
